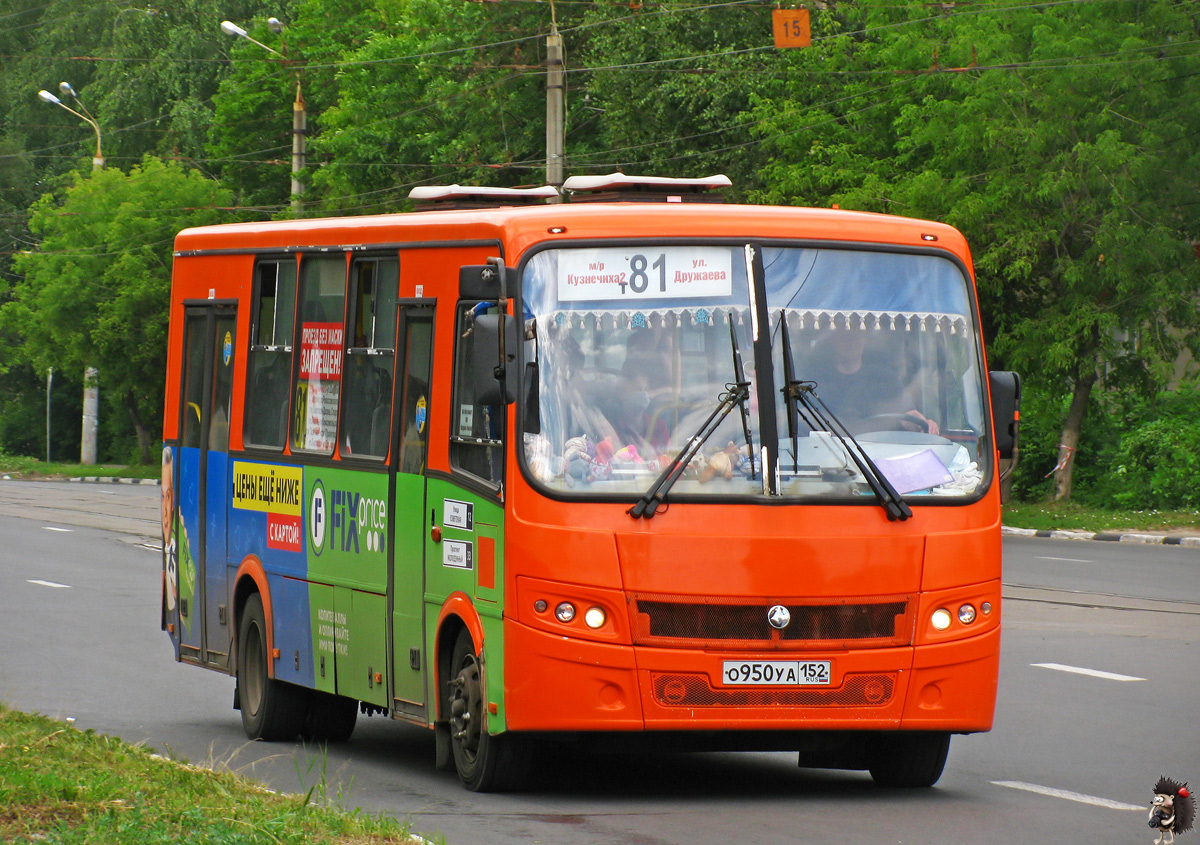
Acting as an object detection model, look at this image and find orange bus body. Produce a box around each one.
[164,197,1008,791]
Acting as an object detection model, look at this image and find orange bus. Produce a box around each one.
[162,174,1019,792]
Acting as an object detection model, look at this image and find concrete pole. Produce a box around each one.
[291,80,306,213]
[81,367,98,465]
[46,368,53,464]
[81,152,103,465]
[545,27,565,193]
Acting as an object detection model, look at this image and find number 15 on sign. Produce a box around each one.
[772,8,811,49]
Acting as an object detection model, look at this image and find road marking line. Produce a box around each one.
[27,579,72,589]
[992,781,1143,811]
[1031,662,1144,682]
[1036,555,1093,562]
[42,526,73,532]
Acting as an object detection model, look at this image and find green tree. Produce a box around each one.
[308,0,559,213]
[570,1,780,192]
[752,0,1200,500]
[5,157,237,463]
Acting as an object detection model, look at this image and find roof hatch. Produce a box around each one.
[562,173,732,203]
[408,184,559,210]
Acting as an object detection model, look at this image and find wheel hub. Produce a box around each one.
[449,656,483,758]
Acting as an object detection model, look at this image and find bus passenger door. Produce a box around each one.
[172,304,236,669]
[391,307,434,718]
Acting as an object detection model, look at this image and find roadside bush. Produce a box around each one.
[1103,388,1200,510]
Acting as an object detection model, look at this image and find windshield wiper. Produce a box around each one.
[629,321,754,519]
[778,317,912,522]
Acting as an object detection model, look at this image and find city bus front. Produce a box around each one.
[491,231,1015,787]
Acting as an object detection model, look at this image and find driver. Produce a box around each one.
[806,326,939,435]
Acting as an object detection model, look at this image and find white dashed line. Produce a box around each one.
[42,526,73,533]
[1036,555,1093,563]
[27,579,72,589]
[992,781,1143,811]
[1031,662,1144,682]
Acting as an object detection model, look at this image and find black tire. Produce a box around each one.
[237,593,307,741]
[302,690,357,743]
[446,628,530,792]
[868,732,951,788]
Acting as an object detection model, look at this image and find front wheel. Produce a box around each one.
[446,628,529,792]
[237,593,307,741]
[868,732,951,788]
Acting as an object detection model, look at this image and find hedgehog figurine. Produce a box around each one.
[1150,776,1195,845]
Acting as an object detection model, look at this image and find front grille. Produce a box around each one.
[652,672,896,707]
[630,594,912,650]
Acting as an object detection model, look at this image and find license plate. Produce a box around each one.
[721,660,831,686]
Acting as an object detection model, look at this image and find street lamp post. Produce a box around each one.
[221,18,305,213]
[37,81,102,465]
[38,84,104,172]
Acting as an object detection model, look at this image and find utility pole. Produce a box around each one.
[292,80,306,211]
[545,1,565,194]
[221,18,305,213]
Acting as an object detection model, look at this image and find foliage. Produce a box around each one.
[0,704,418,843]
[749,0,1200,499]
[4,157,237,463]
[308,0,559,213]
[1095,387,1200,510]
[569,2,778,192]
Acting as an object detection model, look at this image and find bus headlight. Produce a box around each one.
[554,602,576,623]
[931,608,952,631]
[584,607,607,629]
[958,604,977,625]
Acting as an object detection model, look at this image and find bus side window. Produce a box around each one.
[244,259,296,449]
[340,257,398,459]
[450,302,504,488]
[291,255,347,455]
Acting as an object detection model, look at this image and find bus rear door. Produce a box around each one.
[391,305,435,718]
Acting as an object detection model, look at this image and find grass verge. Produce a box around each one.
[0,455,157,481]
[0,704,427,844]
[1002,499,1200,534]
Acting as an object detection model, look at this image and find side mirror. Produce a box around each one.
[470,313,518,405]
[989,371,1021,460]
[460,264,504,299]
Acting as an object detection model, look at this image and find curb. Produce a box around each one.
[1002,525,1200,547]
[67,476,161,486]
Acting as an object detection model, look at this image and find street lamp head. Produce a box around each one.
[267,16,284,33]
[58,82,77,98]
[220,20,247,37]
[37,90,62,105]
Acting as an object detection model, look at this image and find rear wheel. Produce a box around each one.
[237,593,307,741]
[868,732,951,788]
[446,628,529,792]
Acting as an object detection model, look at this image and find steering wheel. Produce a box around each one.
[852,412,931,434]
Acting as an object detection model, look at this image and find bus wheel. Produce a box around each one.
[867,732,951,788]
[446,629,529,792]
[302,691,357,743]
[237,593,306,741]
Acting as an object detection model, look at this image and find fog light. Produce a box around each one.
[534,600,548,613]
[958,604,977,625]
[584,607,606,629]
[554,602,576,623]
[931,608,952,631]
[981,601,993,615]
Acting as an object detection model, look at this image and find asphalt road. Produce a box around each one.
[1,478,1197,844]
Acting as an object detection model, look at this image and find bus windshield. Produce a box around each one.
[521,243,989,502]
